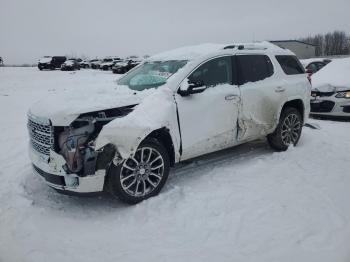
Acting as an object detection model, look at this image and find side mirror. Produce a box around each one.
[178,80,206,96]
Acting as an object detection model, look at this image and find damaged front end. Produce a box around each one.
[28,105,135,193]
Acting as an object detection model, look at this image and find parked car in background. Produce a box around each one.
[27,42,310,204]
[300,58,331,75]
[310,57,350,118]
[61,59,81,71]
[80,60,91,68]
[100,57,122,71]
[112,58,142,74]
[0,56,3,66]
[90,59,102,69]
[75,58,83,67]
[38,56,67,70]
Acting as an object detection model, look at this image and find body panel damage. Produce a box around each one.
[95,87,181,161]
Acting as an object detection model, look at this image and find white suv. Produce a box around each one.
[28,42,310,204]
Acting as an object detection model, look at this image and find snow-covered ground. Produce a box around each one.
[1,67,350,262]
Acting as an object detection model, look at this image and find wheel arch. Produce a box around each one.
[145,127,176,167]
[280,99,305,123]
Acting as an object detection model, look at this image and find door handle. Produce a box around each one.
[275,86,286,93]
[225,94,239,101]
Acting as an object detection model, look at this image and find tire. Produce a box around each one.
[108,138,170,204]
[267,107,303,151]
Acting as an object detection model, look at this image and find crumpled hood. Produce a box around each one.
[312,57,350,92]
[28,85,154,126]
[311,84,349,93]
[311,84,336,93]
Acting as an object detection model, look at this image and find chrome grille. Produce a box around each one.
[27,118,53,155]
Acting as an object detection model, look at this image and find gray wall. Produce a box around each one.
[271,41,316,59]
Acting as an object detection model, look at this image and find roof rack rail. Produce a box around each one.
[223,43,270,51]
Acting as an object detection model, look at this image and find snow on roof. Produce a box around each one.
[148,43,226,61]
[39,57,52,63]
[148,42,289,61]
[312,57,350,89]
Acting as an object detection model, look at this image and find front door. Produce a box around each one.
[175,56,240,160]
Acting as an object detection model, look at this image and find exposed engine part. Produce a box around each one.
[83,146,98,176]
[56,106,135,176]
[58,123,95,173]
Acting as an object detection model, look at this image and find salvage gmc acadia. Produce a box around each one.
[28,42,311,204]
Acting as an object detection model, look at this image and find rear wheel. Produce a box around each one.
[267,107,303,151]
[108,138,170,204]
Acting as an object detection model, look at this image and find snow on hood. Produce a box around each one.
[28,85,155,126]
[114,62,128,67]
[96,86,179,159]
[63,60,75,66]
[149,43,226,61]
[312,58,350,91]
[39,57,52,63]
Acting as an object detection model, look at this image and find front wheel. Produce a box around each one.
[108,138,170,204]
[267,107,303,151]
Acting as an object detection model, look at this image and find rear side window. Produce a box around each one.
[237,55,274,85]
[275,55,305,75]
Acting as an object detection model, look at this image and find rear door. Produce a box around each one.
[275,55,310,118]
[236,54,286,140]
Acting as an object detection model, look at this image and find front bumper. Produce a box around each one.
[30,147,106,193]
[310,96,350,117]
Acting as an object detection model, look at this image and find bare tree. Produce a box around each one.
[300,30,350,56]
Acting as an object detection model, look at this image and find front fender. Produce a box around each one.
[95,87,180,160]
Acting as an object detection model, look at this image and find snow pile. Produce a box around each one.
[1,68,350,262]
[312,57,350,91]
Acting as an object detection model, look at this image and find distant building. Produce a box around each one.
[270,40,316,59]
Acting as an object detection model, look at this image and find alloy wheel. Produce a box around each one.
[281,113,301,146]
[120,147,165,197]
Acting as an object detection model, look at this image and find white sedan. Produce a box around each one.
[311,57,350,118]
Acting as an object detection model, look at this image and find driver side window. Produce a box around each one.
[189,56,233,87]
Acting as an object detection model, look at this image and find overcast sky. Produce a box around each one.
[1,0,350,64]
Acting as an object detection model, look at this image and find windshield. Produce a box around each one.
[118,60,187,91]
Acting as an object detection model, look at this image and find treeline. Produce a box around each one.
[300,30,350,57]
